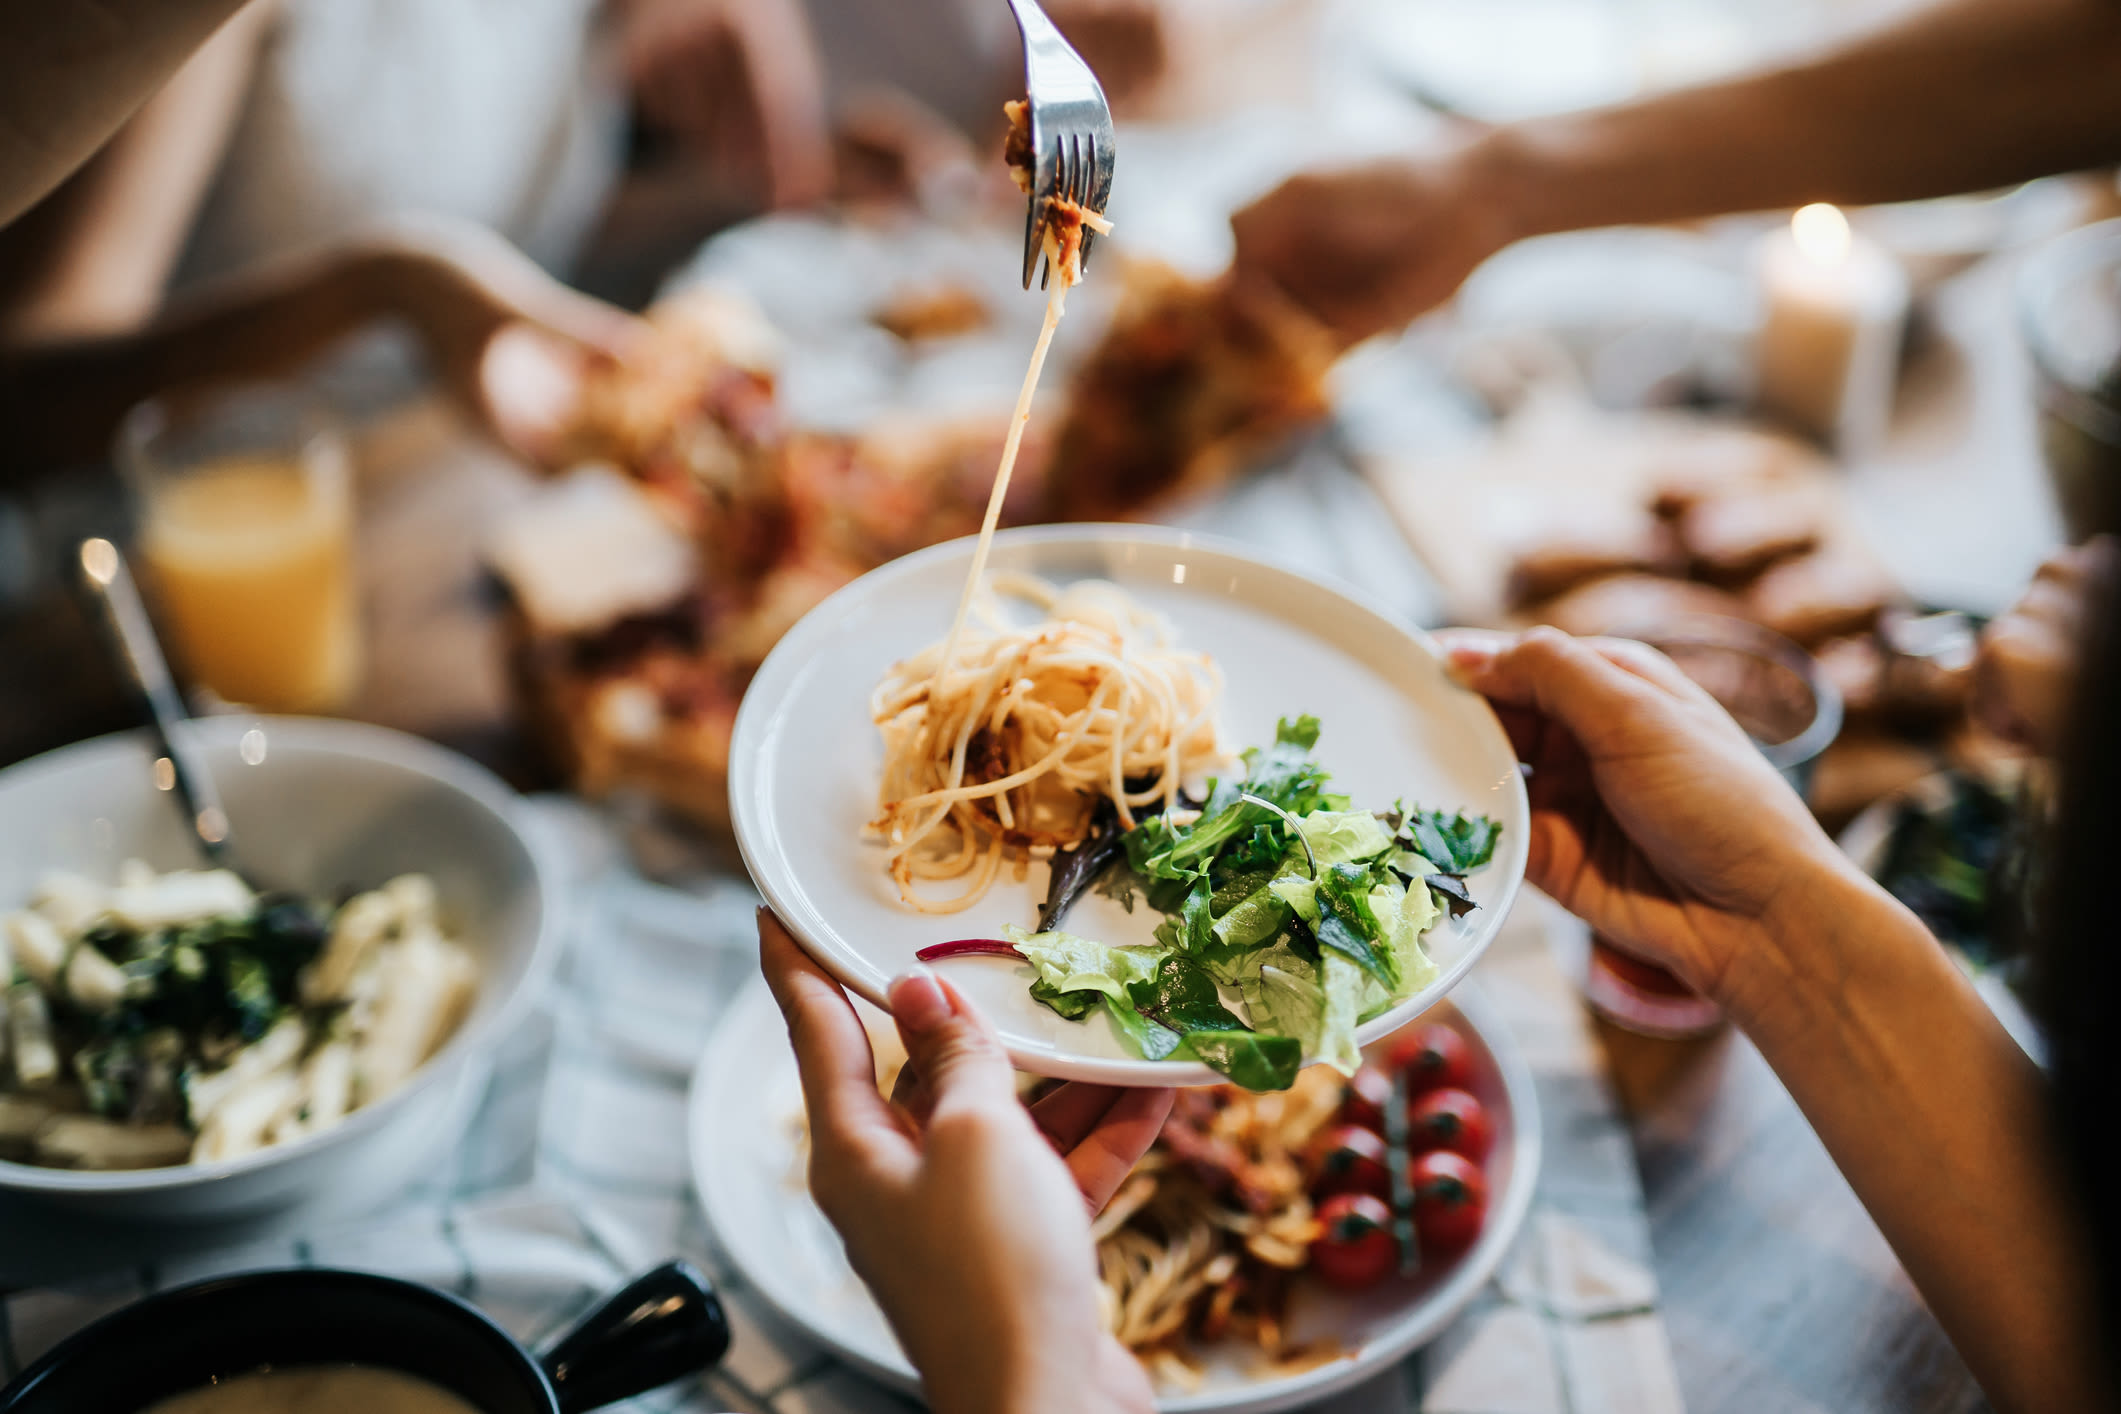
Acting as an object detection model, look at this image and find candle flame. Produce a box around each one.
[1791,203,1851,268]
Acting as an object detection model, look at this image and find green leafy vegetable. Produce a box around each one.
[1105,992,1183,1061]
[1182,1030,1303,1092]
[1296,810,1395,867]
[1404,809,1501,875]
[1128,956,1245,1033]
[1028,979,1099,1021]
[925,719,1500,1092]
[1004,924,1163,1001]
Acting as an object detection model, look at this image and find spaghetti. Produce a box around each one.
[869,112,1151,913]
[1093,1068,1349,1384]
[872,573,1225,912]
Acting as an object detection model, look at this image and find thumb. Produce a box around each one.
[887,965,1017,1117]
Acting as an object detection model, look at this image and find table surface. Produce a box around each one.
[8,106,2075,1414]
[325,229,2057,1414]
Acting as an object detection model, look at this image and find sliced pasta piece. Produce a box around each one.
[383,874,440,936]
[32,870,107,936]
[304,888,397,1004]
[63,943,130,1014]
[108,868,254,930]
[3,911,67,988]
[38,1115,193,1170]
[191,1069,302,1162]
[296,1038,356,1135]
[182,1016,306,1127]
[7,983,59,1088]
[354,931,476,1105]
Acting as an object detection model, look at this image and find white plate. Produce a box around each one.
[687,977,1541,1413]
[729,524,1531,1086]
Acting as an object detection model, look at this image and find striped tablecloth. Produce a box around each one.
[0,796,1683,1414]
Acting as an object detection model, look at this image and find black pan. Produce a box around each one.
[0,1260,729,1414]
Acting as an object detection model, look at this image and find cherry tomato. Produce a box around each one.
[1307,1123,1391,1201]
[1336,1064,1393,1133]
[1407,1087,1493,1162]
[1310,1192,1400,1289]
[1387,1023,1473,1094]
[1411,1150,1488,1252]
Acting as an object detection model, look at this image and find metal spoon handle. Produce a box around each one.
[79,537,232,864]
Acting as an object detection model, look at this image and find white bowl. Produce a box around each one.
[729,524,1531,1086]
[0,717,557,1221]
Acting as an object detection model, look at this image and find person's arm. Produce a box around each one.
[1235,0,2121,344]
[0,0,253,227]
[0,1,268,342]
[1440,628,2107,1414]
[0,219,644,483]
[1488,0,2121,241]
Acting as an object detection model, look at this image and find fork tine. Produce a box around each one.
[1022,197,1039,290]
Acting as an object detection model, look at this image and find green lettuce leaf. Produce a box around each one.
[1296,810,1395,867]
[1404,809,1501,874]
[1029,979,1098,1020]
[1182,1030,1304,1091]
[1243,963,1319,1053]
[1105,993,1183,1060]
[1128,955,1245,1033]
[1314,951,1368,1076]
[1268,874,1318,924]
[1004,925,1163,1001]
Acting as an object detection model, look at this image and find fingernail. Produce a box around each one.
[888,963,951,1033]
[1441,631,1506,685]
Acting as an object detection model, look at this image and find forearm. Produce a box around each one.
[0,245,392,483]
[1472,0,2121,243]
[1728,864,2106,1414]
[0,0,251,227]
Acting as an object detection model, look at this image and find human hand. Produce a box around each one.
[1973,536,2117,755]
[1438,627,1860,1011]
[1230,140,1514,347]
[759,910,1167,1414]
[363,217,646,465]
[617,0,832,210]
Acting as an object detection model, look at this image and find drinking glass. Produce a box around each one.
[117,384,360,713]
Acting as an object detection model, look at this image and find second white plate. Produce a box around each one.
[687,977,1542,1413]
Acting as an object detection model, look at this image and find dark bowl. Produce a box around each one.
[0,1261,729,1414]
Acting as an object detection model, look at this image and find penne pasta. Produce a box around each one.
[4,864,478,1170]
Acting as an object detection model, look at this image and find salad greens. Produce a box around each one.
[970,717,1500,1092]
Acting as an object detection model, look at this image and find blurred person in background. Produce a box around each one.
[1233,0,2121,351]
[0,0,835,480]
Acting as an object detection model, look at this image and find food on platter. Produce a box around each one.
[1090,1021,1495,1386]
[873,283,991,342]
[871,574,1224,912]
[1040,262,1335,522]
[0,865,474,1170]
[887,648,1503,1090]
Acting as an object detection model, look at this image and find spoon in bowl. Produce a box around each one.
[77,537,243,876]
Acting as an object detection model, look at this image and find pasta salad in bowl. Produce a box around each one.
[0,717,555,1221]
[3,864,475,1171]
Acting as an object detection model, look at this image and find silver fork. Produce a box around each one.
[1005,0,1116,289]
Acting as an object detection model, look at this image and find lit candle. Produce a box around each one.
[1754,203,1910,456]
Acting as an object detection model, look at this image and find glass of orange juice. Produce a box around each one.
[117,384,359,714]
